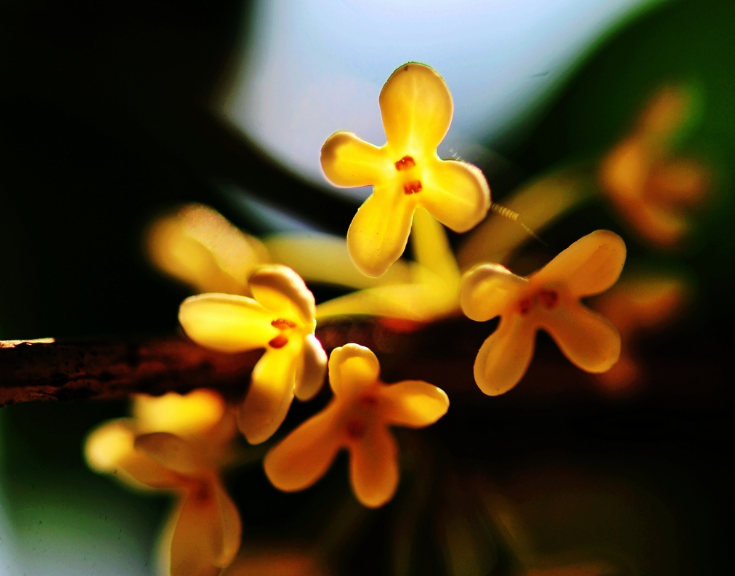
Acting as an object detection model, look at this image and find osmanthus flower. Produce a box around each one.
[264,344,449,508]
[320,62,491,277]
[179,265,327,444]
[460,230,626,396]
[85,390,241,576]
[599,85,709,248]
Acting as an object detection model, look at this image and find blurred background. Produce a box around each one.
[0,0,732,574]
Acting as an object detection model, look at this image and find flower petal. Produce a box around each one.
[533,230,626,297]
[179,293,275,353]
[347,185,416,277]
[328,344,381,397]
[411,207,460,285]
[294,334,327,401]
[169,487,221,576]
[543,300,621,373]
[212,480,242,566]
[237,348,297,444]
[419,159,490,233]
[474,316,536,396]
[249,265,316,327]
[460,264,527,322]
[320,131,393,187]
[350,425,399,507]
[381,380,449,428]
[380,63,453,154]
[135,432,207,476]
[264,407,342,492]
[133,390,225,437]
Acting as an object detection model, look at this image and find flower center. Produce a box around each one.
[403,180,422,194]
[394,155,416,171]
[517,289,560,316]
[269,318,297,349]
[346,417,367,439]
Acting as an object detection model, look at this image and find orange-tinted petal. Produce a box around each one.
[419,159,490,233]
[460,264,527,322]
[474,316,536,396]
[294,334,327,401]
[543,300,621,373]
[249,265,316,327]
[533,230,626,297]
[347,185,416,277]
[179,293,275,353]
[381,380,449,428]
[320,131,393,187]
[135,432,207,476]
[380,63,453,155]
[328,344,381,396]
[169,486,221,576]
[212,480,242,566]
[349,425,399,507]
[237,348,297,444]
[263,407,342,492]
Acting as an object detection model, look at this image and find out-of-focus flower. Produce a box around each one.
[315,208,461,323]
[179,266,327,444]
[460,230,625,395]
[264,344,449,507]
[223,547,329,576]
[85,390,241,576]
[320,62,490,277]
[591,272,688,393]
[147,204,271,295]
[599,85,709,247]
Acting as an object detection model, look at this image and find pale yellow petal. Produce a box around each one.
[380,63,453,154]
[135,432,207,476]
[249,265,316,327]
[474,316,536,396]
[381,380,449,428]
[264,407,342,492]
[328,344,381,396]
[133,390,225,437]
[320,131,393,187]
[543,300,621,373]
[411,207,460,284]
[350,425,399,508]
[237,348,297,444]
[533,230,626,297]
[419,159,490,233]
[169,487,221,576]
[294,334,327,401]
[212,480,242,566]
[85,420,180,489]
[179,293,275,353]
[347,185,416,277]
[460,264,527,322]
[264,233,412,290]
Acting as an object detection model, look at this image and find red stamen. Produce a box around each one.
[271,318,296,329]
[346,417,366,439]
[395,155,416,171]
[268,334,289,349]
[404,180,422,194]
[518,297,532,316]
[538,289,559,309]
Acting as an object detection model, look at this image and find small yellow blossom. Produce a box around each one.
[599,85,709,247]
[179,265,327,444]
[85,391,241,576]
[460,230,626,395]
[264,343,449,508]
[321,62,491,277]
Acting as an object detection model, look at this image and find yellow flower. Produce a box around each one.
[320,62,491,277]
[599,85,709,248]
[460,230,626,396]
[264,343,449,508]
[179,265,327,444]
[85,391,241,576]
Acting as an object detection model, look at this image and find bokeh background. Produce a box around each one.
[0,0,732,574]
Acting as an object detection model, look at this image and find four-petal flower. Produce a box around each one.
[321,62,490,277]
[460,230,626,395]
[264,343,449,507]
[179,265,327,444]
